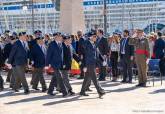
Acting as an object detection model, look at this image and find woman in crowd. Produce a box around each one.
[108,34,120,82]
[148,34,156,59]
[44,34,51,47]
[71,35,79,54]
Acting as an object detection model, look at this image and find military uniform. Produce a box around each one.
[129,37,150,86]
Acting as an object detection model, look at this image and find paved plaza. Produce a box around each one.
[0,72,165,114]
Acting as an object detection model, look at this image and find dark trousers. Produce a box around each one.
[32,68,47,89]
[6,69,12,82]
[121,56,133,82]
[12,65,29,91]
[9,69,15,88]
[159,58,165,76]
[79,62,85,78]
[30,69,35,85]
[48,69,68,95]
[99,65,107,80]
[61,70,72,91]
[0,69,4,89]
[110,52,118,78]
[81,65,103,94]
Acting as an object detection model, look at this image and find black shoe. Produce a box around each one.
[69,90,75,95]
[98,79,106,81]
[47,92,56,96]
[141,83,146,87]
[80,92,89,96]
[99,91,106,99]
[19,85,22,88]
[10,85,13,88]
[24,90,30,94]
[42,88,47,92]
[63,93,68,97]
[111,79,117,82]
[136,83,143,87]
[32,87,40,91]
[6,79,10,83]
[86,88,93,92]
[121,80,127,83]
[14,89,19,92]
[127,80,132,84]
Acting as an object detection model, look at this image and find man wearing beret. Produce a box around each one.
[30,37,47,92]
[61,35,81,95]
[46,32,68,96]
[80,31,105,98]
[7,32,30,94]
[3,35,17,88]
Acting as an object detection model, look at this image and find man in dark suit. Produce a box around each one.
[61,35,81,95]
[120,30,134,83]
[154,32,165,59]
[96,29,109,81]
[77,31,92,91]
[3,36,16,85]
[30,37,47,92]
[154,32,165,75]
[0,46,4,91]
[28,30,39,86]
[77,31,86,79]
[46,33,68,96]
[7,32,29,94]
[80,31,105,98]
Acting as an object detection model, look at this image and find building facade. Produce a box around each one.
[0,0,165,34]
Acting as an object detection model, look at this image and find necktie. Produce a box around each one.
[92,43,97,58]
[122,38,127,54]
[22,42,26,51]
[58,43,63,64]
[58,43,61,49]
[40,45,46,55]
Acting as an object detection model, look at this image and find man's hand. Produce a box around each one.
[80,55,83,60]
[31,61,34,65]
[6,63,12,69]
[63,65,66,68]
[103,61,107,66]
[130,56,134,61]
[146,59,150,64]
[83,67,87,73]
[45,64,51,70]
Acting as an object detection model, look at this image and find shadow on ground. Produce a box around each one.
[149,89,165,94]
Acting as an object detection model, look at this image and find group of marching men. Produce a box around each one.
[0,30,106,98]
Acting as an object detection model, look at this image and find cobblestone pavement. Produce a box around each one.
[0,73,165,114]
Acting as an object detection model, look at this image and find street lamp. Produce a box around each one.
[103,0,107,35]
[31,0,35,33]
